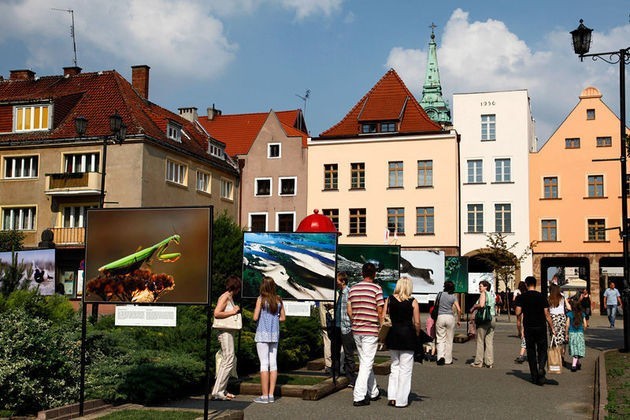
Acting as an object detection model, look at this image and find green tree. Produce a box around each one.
[211,210,244,300]
[0,230,24,252]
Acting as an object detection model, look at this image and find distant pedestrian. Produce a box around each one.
[469,280,496,368]
[435,280,461,366]
[332,271,357,387]
[577,288,592,328]
[514,281,528,364]
[348,262,384,406]
[603,281,622,328]
[384,277,421,408]
[565,302,586,372]
[515,276,555,386]
[253,277,286,404]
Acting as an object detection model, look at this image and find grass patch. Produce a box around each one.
[605,351,630,419]
[243,374,327,386]
[99,409,200,420]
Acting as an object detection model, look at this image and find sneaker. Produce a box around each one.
[470,363,483,368]
[268,395,275,403]
[514,355,526,364]
[253,396,268,404]
[353,398,370,407]
[436,358,445,366]
[370,390,381,401]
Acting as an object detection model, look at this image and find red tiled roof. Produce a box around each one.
[319,68,443,137]
[0,69,236,174]
[198,109,308,156]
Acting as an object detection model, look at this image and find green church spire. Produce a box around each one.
[419,24,451,126]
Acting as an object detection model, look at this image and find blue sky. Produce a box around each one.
[0,0,628,144]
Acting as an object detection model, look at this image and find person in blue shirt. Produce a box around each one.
[565,302,586,372]
[603,281,622,328]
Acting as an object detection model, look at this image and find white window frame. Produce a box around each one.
[2,206,36,230]
[209,143,224,159]
[14,104,51,132]
[467,203,484,233]
[276,211,296,232]
[494,158,511,182]
[481,114,496,141]
[278,177,297,196]
[167,122,182,142]
[166,159,187,186]
[268,143,281,159]
[255,177,273,197]
[64,152,100,173]
[467,159,483,183]
[221,178,234,200]
[3,155,39,179]
[248,212,268,232]
[494,203,512,233]
[196,170,211,194]
[60,204,97,228]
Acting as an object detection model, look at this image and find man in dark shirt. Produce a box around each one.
[515,276,555,385]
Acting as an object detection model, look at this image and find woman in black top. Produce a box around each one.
[384,277,421,408]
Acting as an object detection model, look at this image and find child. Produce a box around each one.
[253,277,286,403]
[424,305,437,362]
[565,300,586,372]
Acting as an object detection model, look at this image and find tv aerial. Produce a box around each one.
[51,8,78,67]
[296,89,311,114]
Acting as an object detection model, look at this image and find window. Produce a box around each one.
[596,136,612,147]
[61,205,97,228]
[381,122,396,132]
[495,203,512,233]
[3,156,38,179]
[586,109,595,120]
[221,179,233,200]
[249,213,267,232]
[2,206,35,230]
[481,114,496,141]
[467,204,483,233]
[349,208,366,235]
[588,175,604,197]
[587,219,606,241]
[209,143,224,159]
[417,160,433,187]
[543,177,558,199]
[279,177,296,196]
[416,207,434,234]
[64,153,99,173]
[388,161,403,188]
[167,123,182,142]
[494,158,511,182]
[387,207,405,235]
[351,163,365,189]
[15,105,50,132]
[541,219,557,241]
[277,213,295,232]
[166,159,187,185]
[268,143,281,159]
[565,138,580,149]
[467,159,483,183]
[322,209,339,231]
[361,123,377,134]
[255,178,272,196]
[196,171,211,193]
[324,164,338,190]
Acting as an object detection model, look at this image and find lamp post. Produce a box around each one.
[74,113,127,208]
[571,19,630,351]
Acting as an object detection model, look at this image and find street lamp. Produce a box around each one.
[571,20,630,352]
[74,113,127,208]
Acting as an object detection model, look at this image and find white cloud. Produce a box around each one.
[278,0,343,20]
[386,8,629,144]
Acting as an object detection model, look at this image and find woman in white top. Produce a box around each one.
[548,283,571,354]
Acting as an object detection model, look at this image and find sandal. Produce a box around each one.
[213,393,236,401]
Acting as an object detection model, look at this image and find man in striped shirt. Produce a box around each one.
[347,262,384,406]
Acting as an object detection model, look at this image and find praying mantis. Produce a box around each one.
[98,234,181,275]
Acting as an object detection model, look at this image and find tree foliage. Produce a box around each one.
[476,233,536,292]
[211,210,244,300]
[0,230,24,252]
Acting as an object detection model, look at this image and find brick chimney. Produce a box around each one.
[207,104,222,120]
[63,66,82,77]
[10,69,36,81]
[178,107,198,122]
[131,65,150,99]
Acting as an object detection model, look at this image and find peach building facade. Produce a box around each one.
[529,87,628,313]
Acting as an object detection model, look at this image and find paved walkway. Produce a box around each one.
[154,314,624,420]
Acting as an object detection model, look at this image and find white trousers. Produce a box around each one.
[353,334,379,402]
[212,331,235,397]
[387,350,414,407]
[436,314,455,363]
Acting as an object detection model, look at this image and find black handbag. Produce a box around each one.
[474,293,492,325]
[431,292,442,320]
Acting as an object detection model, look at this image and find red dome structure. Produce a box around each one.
[296,209,340,235]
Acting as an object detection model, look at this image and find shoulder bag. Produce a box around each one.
[378,297,392,345]
[431,292,442,320]
[212,298,243,330]
[474,291,492,325]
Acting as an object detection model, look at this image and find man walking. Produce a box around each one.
[347,263,384,406]
[603,281,623,328]
[514,276,555,386]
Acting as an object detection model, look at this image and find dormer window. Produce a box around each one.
[14,105,50,132]
[381,122,396,132]
[361,123,377,134]
[209,143,224,159]
[167,122,182,142]
[361,121,397,134]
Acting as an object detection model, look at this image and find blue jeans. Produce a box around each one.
[607,305,618,327]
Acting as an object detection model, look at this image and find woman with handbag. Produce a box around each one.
[469,280,496,368]
[211,275,242,400]
[434,280,461,366]
[384,277,421,408]
[548,283,571,361]
[253,276,286,404]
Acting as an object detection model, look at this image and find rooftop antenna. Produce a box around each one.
[51,8,78,67]
[296,89,310,114]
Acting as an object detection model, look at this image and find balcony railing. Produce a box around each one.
[50,227,85,245]
[45,172,102,195]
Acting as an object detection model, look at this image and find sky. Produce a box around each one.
[0,0,628,146]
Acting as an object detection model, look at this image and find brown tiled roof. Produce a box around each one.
[198,109,308,156]
[319,68,443,138]
[0,69,237,174]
